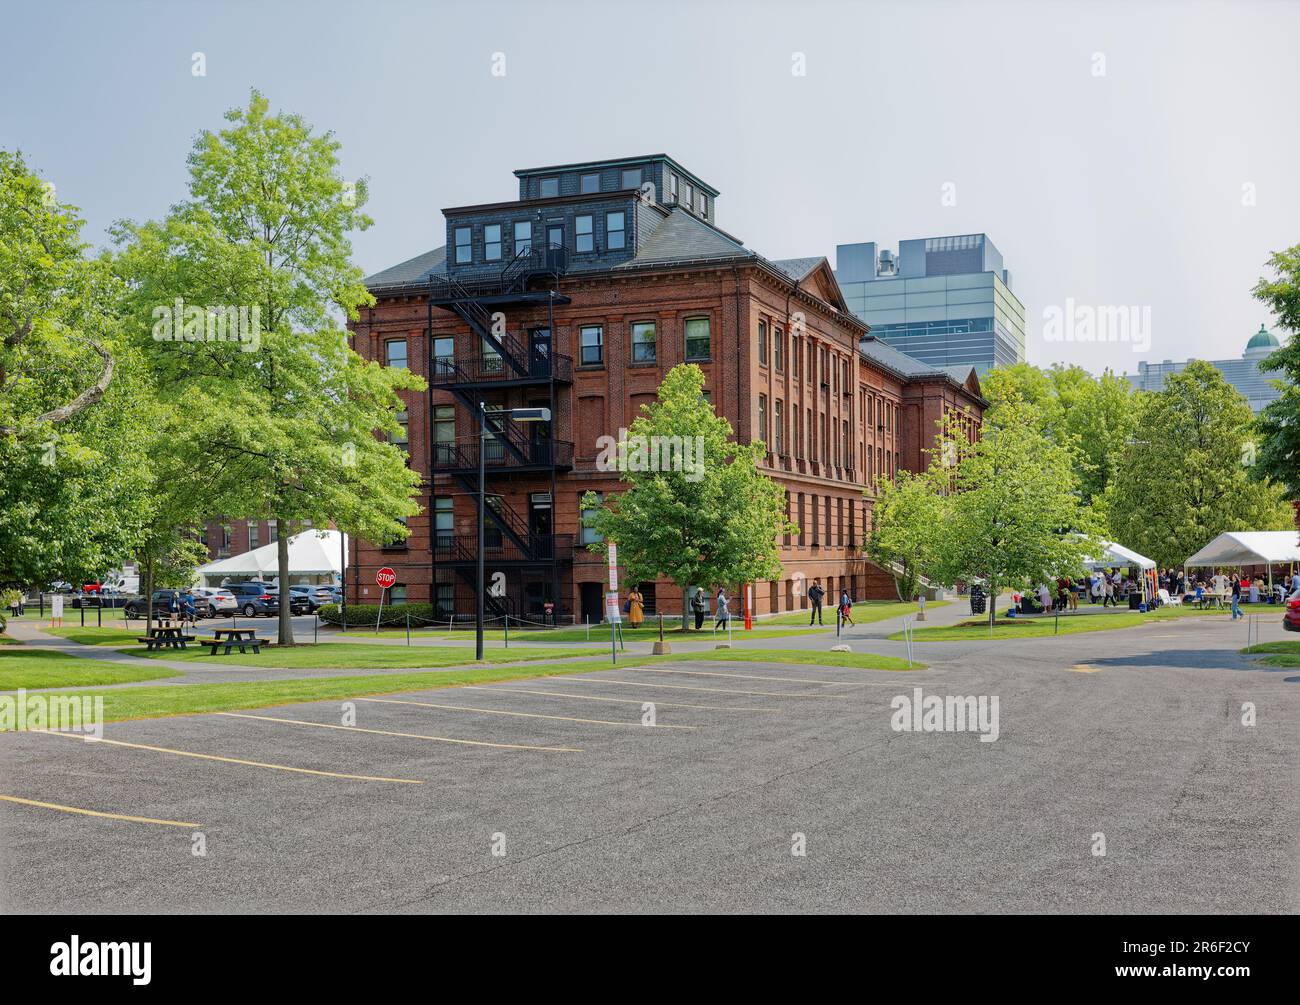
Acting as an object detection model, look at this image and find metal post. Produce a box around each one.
[504,613,509,649]
[406,612,410,647]
[476,401,487,662]
[340,530,347,633]
[314,613,318,644]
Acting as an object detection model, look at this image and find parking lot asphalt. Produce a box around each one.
[2,604,1296,914]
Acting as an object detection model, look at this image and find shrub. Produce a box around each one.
[317,601,445,628]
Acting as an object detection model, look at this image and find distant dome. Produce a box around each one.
[1245,323,1280,355]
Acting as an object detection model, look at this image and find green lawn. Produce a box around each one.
[124,641,601,670]
[1241,641,1300,666]
[4,646,921,726]
[763,599,949,627]
[0,648,178,689]
[396,623,824,643]
[891,606,1229,641]
[46,626,142,647]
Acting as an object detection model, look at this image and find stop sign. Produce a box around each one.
[375,567,396,590]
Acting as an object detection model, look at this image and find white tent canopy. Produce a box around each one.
[1184,531,1300,569]
[195,530,346,586]
[1084,541,1156,571]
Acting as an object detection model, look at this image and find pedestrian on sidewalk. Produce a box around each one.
[691,587,707,631]
[1231,578,1243,620]
[808,578,826,626]
[714,588,731,631]
[839,589,855,628]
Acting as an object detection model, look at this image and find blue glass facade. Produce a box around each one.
[835,234,1026,374]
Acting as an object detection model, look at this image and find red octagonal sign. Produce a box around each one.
[375,567,397,590]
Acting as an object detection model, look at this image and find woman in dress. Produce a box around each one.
[627,587,645,628]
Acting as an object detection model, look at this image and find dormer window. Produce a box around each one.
[454,226,472,264]
[575,215,594,253]
[698,192,708,219]
[514,221,532,254]
[620,167,641,190]
[684,182,694,213]
[580,172,601,194]
[669,173,679,203]
[484,224,502,261]
[539,176,559,198]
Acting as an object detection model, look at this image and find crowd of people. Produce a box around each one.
[1013,566,1300,619]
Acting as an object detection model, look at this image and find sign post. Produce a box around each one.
[744,583,753,631]
[606,542,621,663]
[374,567,396,634]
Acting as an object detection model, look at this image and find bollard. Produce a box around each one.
[504,613,509,649]
[406,612,410,647]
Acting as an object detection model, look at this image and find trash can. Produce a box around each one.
[1128,593,1141,610]
[969,586,985,615]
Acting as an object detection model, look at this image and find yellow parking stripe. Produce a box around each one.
[626,666,871,686]
[554,676,843,699]
[37,730,422,784]
[0,794,198,828]
[215,712,581,752]
[1069,664,1103,673]
[356,696,693,729]
[462,685,779,712]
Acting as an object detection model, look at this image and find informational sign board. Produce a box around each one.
[605,591,622,623]
[606,543,618,591]
[51,595,64,619]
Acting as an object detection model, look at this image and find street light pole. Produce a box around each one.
[476,400,487,662]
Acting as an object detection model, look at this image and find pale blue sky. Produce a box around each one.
[4,0,1297,374]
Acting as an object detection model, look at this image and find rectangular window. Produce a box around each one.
[758,320,768,365]
[434,581,453,619]
[389,585,407,604]
[669,173,679,203]
[539,177,559,198]
[698,191,707,218]
[774,328,784,371]
[580,172,601,194]
[685,182,694,211]
[454,226,472,264]
[392,410,409,453]
[433,404,455,464]
[247,521,259,551]
[580,324,603,366]
[684,317,710,360]
[384,339,408,369]
[620,167,641,190]
[480,338,502,374]
[631,321,656,363]
[484,224,502,261]
[798,494,806,545]
[807,407,814,461]
[792,337,799,378]
[514,221,532,255]
[757,394,768,448]
[575,215,594,253]
[432,334,454,380]
[581,493,604,544]
[606,211,625,250]
[774,400,784,455]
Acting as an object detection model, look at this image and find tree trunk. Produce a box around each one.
[276,518,293,646]
[988,581,997,628]
[144,556,154,635]
[682,585,691,632]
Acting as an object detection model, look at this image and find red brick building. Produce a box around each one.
[346,154,984,623]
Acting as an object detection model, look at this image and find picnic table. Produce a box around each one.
[196,627,269,656]
[136,624,190,651]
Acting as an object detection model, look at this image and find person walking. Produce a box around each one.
[714,588,731,631]
[691,587,707,631]
[180,589,197,633]
[807,578,826,626]
[627,586,644,628]
[839,588,855,628]
[1090,572,1102,605]
[1102,573,1115,608]
[1231,577,1243,620]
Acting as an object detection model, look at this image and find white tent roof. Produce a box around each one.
[196,530,347,580]
[1084,541,1156,570]
[1184,531,1300,568]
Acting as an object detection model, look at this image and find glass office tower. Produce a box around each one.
[835,234,1026,374]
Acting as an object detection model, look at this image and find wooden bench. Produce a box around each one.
[195,636,270,656]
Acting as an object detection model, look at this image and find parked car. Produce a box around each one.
[1283,592,1300,632]
[192,587,238,616]
[289,585,336,612]
[124,590,213,620]
[228,582,310,617]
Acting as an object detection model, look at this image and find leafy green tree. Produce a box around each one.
[1109,360,1291,567]
[0,150,154,590]
[983,361,1135,514]
[113,92,424,643]
[1250,245,1300,498]
[581,364,796,629]
[931,397,1102,626]
[867,466,947,601]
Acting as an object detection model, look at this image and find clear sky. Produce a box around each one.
[4,0,1296,375]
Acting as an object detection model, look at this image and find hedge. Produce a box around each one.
[317,602,449,628]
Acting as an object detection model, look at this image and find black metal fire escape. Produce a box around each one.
[426,244,574,625]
